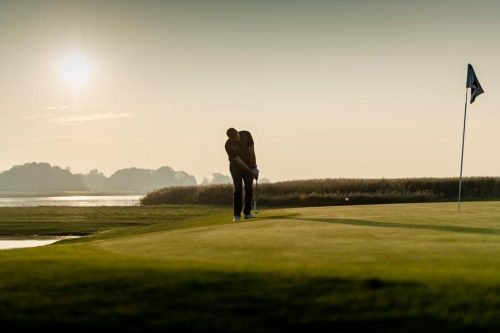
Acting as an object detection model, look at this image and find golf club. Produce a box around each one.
[252,179,259,214]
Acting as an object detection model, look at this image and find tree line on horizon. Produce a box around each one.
[0,162,197,193]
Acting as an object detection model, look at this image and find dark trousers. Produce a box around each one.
[230,166,254,216]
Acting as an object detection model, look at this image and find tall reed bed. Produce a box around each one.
[141,177,500,207]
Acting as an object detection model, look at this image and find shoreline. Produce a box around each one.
[0,191,144,198]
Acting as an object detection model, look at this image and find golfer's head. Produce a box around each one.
[226,128,239,141]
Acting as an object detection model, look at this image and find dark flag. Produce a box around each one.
[466,64,484,103]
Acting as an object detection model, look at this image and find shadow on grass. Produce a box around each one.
[0,266,495,333]
[260,212,302,220]
[291,217,500,236]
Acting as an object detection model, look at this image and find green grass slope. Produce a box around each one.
[1,202,500,332]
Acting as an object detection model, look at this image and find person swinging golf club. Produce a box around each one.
[225,127,259,222]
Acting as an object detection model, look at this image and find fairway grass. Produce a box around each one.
[1,202,500,332]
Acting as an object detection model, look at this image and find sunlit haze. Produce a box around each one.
[1,0,500,182]
[57,52,93,90]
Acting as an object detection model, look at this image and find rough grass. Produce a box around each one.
[141,177,500,207]
[0,205,226,238]
[1,202,500,332]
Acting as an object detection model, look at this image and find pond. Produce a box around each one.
[0,237,79,250]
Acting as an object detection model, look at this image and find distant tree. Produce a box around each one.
[0,162,88,192]
[104,166,197,192]
[207,173,232,185]
[81,169,106,191]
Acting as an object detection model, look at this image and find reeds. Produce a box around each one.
[141,177,500,207]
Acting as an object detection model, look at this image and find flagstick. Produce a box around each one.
[458,88,468,212]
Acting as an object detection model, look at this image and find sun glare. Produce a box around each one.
[57,52,92,89]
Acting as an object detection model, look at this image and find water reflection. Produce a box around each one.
[0,195,143,207]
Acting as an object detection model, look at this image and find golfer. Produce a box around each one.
[225,128,259,221]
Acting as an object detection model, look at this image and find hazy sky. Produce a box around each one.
[1,0,500,182]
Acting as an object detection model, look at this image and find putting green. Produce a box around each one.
[95,202,500,283]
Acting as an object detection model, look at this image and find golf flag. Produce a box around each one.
[458,64,485,211]
[466,64,484,103]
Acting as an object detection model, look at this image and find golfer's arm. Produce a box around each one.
[248,146,257,168]
[231,156,253,173]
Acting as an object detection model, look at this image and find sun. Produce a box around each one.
[57,52,93,89]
